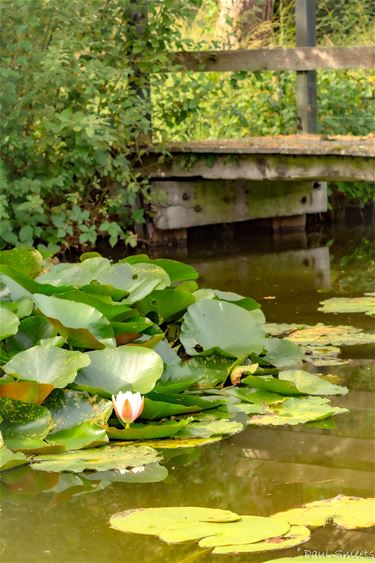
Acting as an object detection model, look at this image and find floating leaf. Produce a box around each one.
[212,525,310,554]
[0,381,53,404]
[319,296,375,316]
[264,338,303,368]
[287,323,375,347]
[47,422,108,450]
[0,307,19,340]
[151,259,198,283]
[36,257,110,287]
[56,289,132,321]
[243,370,347,396]
[273,495,375,529]
[136,288,195,323]
[141,398,201,420]
[0,397,53,442]
[75,346,163,396]
[0,248,44,278]
[30,444,161,473]
[180,300,266,358]
[107,418,192,440]
[0,447,29,471]
[3,345,90,388]
[250,396,348,426]
[176,419,243,439]
[5,316,57,353]
[32,294,115,349]
[84,462,168,484]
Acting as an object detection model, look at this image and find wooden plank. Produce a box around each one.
[170,46,375,72]
[147,153,374,182]
[151,180,326,230]
[295,0,317,133]
[158,135,375,157]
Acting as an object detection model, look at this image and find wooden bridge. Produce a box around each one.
[135,2,374,243]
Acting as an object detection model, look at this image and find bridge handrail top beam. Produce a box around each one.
[169,46,374,72]
[152,135,375,158]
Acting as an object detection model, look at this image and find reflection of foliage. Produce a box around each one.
[331,239,375,294]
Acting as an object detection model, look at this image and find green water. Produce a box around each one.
[1,227,374,563]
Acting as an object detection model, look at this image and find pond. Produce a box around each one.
[1,225,374,563]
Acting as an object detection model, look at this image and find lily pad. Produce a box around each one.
[180,299,266,358]
[242,370,347,396]
[136,288,195,323]
[0,307,19,340]
[151,258,199,283]
[0,397,54,441]
[250,396,348,426]
[0,381,53,404]
[107,418,192,440]
[175,419,243,439]
[319,296,375,316]
[75,346,163,396]
[212,525,310,554]
[32,294,115,349]
[3,345,90,388]
[287,323,375,347]
[5,316,57,353]
[36,257,110,287]
[141,397,201,420]
[30,444,161,473]
[0,248,44,278]
[47,422,108,450]
[264,338,303,368]
[0,447,29,471]
[110,436,221,449]
[272,495,375,529]
[83,462,168,484]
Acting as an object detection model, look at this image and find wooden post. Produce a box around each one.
[295,0,317,133]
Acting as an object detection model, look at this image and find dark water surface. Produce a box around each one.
[1,226,374,563]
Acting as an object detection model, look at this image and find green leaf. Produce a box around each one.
[36,257,110,287]
[0,307,19,340]
[108,418,192,440]
[0,381,53,404]
[75,345,163,396]
[84,462,168,484]
[6,315,57,353]
[211,525,310,554]
[141,397,201,420]
[272,495,375,529]
[0,397,54,442]
[0,447,29,472]
[180,300,266,358]
[151,259,199,283]
[47,422,108,451]
[242,370,347,396]
[278,323,375,347]
[176,418,243,439]
[3,345,90,388]
[30,444,161,473]
[136,288,195,323]
[0,248,44,278]
[264,338,303,368]
[32,294,115,349]
[319,296,375,316]
[56,289,132,320]
[249,396,348,426]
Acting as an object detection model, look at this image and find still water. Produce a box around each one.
[1,226,374,563]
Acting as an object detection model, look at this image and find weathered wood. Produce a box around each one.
[171,46,374,72]
[158,135,375,157]
[147,153,373,183]
[295,0,317,133]
[151,180,326,230]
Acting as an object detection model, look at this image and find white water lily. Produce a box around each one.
[112,390,144,427]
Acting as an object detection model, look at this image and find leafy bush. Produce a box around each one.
[0,0,199,251]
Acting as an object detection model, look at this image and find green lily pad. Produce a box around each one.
[0,264,72,300]
[0,248,44,278]
[224,386,285,405]
[264,338,303,368]
[56,289,132,321]
[302,345,348,367]
[0,298,34,319]
[5,316,57,353]
[111,436,221,449]
[136,288,195,323]
[44,389,112,432]
[212,525,310,554]
[287,323,375,347]
[180,299,266,358]
[36,257,110,287]
[250,396,348,426]
[319,296,375,316]
[176,419,243,439]
[272,495,375,529]
[0,447,29,471]
[0,307,19,340]
[75,345,163,396]
[3,345,90,388]
[141,397,201,420]
[32,294,115,349]
[30,444,161,473]
[47,422,108,450]
[243,370,347,396]
[151,258,199,283]
[107,418,192,440]
[0,397,54,441]
[0,381,53,404]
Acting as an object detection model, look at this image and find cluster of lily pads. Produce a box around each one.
[110,495,375,555]
[0,247,369,474]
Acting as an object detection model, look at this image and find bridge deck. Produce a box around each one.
[163,134,375,158]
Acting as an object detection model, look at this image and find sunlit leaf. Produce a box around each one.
[264,338,303,368]
[319,296,375,316]
[0,447,29,471]
[0,381,53,404]
[0,397,54,442]
[108,418,192,440]
[0,307,19,340]
[0,248,44,278]
[212,525,310,554]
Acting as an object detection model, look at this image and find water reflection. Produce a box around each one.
[1,227,374,563]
